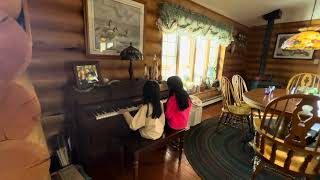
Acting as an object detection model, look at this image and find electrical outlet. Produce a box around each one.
[314,59,319,64]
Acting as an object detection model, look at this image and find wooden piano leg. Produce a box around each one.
[133,152,139,180]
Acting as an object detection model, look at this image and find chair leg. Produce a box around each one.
[251,109,254,127]
[258,109,261,119]
[228,114,233,126]
[251,156,263,180]
[224,113,229,123]
[226,114,234,125]
[240,116,245,133]
[215,112,225,133]
[246,115,252,133]
[251,109,254,119]
[133,153,139,180]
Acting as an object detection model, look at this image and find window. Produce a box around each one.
[161,33,178,80]
[161,33,220,88]
[207,40,219,81]
[178,36,192,82]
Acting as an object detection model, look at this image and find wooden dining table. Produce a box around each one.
[243,88,294,136]
[243,88,290,111]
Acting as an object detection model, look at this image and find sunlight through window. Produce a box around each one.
[161,33,178,80]
[194,37,207,85]
[207,40,219,82]
[161,33,220,89]
[178,36,191,82]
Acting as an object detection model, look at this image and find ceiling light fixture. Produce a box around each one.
[281,0,320,50]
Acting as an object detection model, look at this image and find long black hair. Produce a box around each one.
[143,80,162,118]
[167,76,190,111]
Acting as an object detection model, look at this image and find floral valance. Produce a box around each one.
[157,2,234,46]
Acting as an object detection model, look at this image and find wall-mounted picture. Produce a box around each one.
[273,33,314,59]
[84,0,144,57]
[73,62,102,89]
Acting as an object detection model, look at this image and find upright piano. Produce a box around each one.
[65,79,169,168]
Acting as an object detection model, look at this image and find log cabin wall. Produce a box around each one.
[27,0,248,151]
[246,20,320,86]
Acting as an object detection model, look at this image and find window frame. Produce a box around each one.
[160,33,224,83]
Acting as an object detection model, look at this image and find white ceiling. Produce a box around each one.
[191,0,320,27]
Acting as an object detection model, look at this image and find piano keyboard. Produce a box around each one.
[95,99,167,120]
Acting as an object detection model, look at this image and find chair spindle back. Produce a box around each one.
[232,74,248,105]
[254,94,320,175]
[287,73,320,94]
[221,76,234,111]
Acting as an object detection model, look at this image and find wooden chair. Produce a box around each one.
[252,94,320,179]
[216,76,251,133]
[232,74,249,106]
[287,73,320,94]
[232,74,261,119]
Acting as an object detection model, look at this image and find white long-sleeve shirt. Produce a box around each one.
[123,103,165,140]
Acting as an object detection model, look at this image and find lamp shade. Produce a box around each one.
[281,0,320,50]
[120,43,143,61]
[281,30,320,50]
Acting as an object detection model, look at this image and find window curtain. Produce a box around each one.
[157,2,234,46]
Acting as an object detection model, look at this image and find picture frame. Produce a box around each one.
[273,33,314,60]
[83,0,144,58]
[73,62,103,89]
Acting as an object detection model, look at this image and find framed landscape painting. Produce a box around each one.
[273,33,314,59]
[84,0,144,58]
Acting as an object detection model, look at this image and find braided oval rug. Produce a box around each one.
[184,118,284,180]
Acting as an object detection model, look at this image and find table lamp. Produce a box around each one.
[120,43,143,80]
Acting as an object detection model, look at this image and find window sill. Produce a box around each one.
[192,88,221,102]
[160,82,222,106]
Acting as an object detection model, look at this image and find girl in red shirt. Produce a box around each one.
[165,76,192,130]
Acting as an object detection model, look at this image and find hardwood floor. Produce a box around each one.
[91,103,222,180]
[201,102,222,121]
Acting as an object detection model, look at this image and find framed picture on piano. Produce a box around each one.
[73,61,103,89]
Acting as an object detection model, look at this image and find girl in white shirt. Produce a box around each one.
[119,80,165,140]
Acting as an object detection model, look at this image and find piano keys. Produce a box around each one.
[94,98,167,120]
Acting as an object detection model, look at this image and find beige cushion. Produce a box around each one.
[224,104,251,116]
[256,138,319,175]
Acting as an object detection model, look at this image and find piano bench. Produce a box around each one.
[117,127,185,180]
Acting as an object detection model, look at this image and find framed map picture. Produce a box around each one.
[273,33,314,59]
[84,0,144,58]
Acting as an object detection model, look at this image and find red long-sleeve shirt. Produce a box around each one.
[165,95,192,130]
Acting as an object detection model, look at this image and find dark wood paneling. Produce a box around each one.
[27,0,248,150]
[246,20,320,85]
[222,47,248,79]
